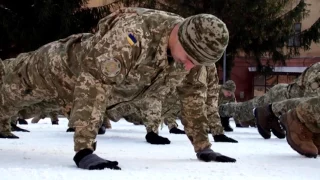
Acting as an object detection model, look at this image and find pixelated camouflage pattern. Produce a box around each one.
[70,9,190,152]
[106,92,179,133]
[107,63,223,142]
[177,65,220,152]
[0,118,13,136]
[102,116,112,128]
[205,67,224,136]
[271,62,320,116]
[0,7,226,154]
[219,77,306,122]
[219,62,320,133]
[270,96,320,133]
[0,8,191,152]
[296,62,320,97]
[295,96,320,133]
[271,97,310,117]
[221,80,236,92]
[217,83,238,124]
[31,115,43,124]
[30,111,59,123]
[219,83,289,121]
[178,14,229,66]
[218,86,236,106]
[162,66,223,137]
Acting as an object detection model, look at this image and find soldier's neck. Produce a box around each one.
[168,25,179,54]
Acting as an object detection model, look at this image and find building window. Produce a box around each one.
[253,75,265,97]
[288,23,301,47]
[253,73,299,97]
[266,75,277,86]
[254,86,265,97]
[253,75,265,86]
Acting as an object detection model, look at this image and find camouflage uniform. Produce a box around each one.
[219,62,320,122]
[0,7,231,167]
[106,83,180,131]
[0,100,61,136]
[253,62,320,156]
[107,65,224,137]
[30,111,60,124]
[217,80,238,130]
[177,65,220,149]
[0,58,25,136]
[102,116,112,129]
[218,82,236,108]
[161,89,180,130]
[291,96,320,133]
[271,62,320,117]
[31,114,48,123]
[219,83,292,122]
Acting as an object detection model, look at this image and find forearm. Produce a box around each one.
[71,72,108,152]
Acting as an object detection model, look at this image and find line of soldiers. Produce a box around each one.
[6,80,240,145]
[220,62,320,158]
[0,7,317,171]
[0,7,237,170]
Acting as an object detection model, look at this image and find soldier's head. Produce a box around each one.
[169,14,229,70]
[222,80,236,97]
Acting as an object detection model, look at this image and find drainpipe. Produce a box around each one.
[223,51,226,83]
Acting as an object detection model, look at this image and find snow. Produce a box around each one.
[0,118,319,180]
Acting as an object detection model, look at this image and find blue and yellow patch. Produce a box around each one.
[127,33,137,46]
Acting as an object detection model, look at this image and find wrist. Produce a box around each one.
[73,149,93,167]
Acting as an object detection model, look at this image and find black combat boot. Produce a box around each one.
[51,120,59,125]
[214,134,238,143]
[11,122,30,132]
[169,127,185,134]
[66,127,75,132]
[18,118,28,125]
[145,131,170,144]
[98,126,106,135]
[0,132,19,139]
[221,117,233,132]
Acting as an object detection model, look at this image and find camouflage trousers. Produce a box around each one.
[101,116,112,128]
[31,111,60,124]
[207,116,224,135]
[0,101,61,134]
[271,96,320,133]
[233,118,241,125]
[219,83,304,122]
[162,91,224,136]
[106,99,179,133]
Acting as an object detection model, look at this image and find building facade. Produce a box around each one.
[218,0,320,101]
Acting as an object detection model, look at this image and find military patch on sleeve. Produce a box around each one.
[104,58,121,77]
[127,33,137,46]
[97,54,121,78]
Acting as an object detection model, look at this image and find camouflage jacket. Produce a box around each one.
[70,7,192,128]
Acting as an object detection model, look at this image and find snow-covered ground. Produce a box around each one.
[0,118,319,180]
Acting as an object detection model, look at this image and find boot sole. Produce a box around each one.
[282,118,317,158]
[271,128,285,139]
[271,117,286,139]
[254,109,271,139]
